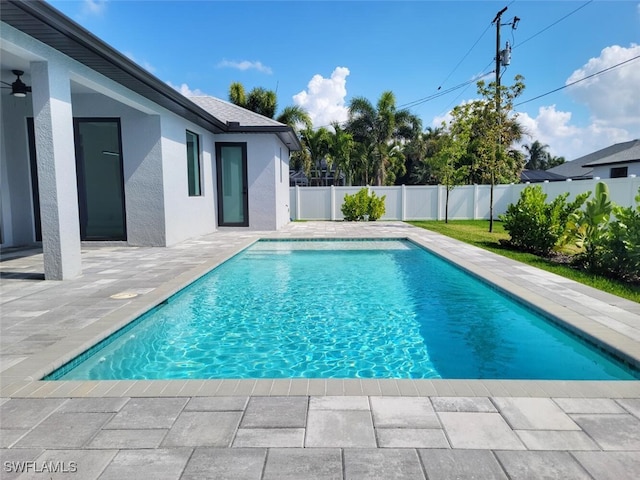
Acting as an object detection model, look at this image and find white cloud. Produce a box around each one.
[566,44,640,128]
[217,60,272,74]
[432,44,640,161]
[293,67,350,128]
[81,0,107,16]
[517,105,631,160]
[515,44,640,160]
[167,82,205,97]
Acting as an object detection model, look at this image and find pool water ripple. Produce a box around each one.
[54,240,638,380]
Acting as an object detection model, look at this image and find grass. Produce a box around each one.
[408,220,640,303]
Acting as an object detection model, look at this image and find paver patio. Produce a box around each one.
[1,222,639,479]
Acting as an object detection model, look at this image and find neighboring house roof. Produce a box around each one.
[1,0,300,150]
[582,139,640,167]
[520,170,567,183]
[548,139,640,179]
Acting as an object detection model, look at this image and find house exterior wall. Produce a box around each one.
[0,95,34,247]
[275,142,292,228]
[591,162,640,179]
[0,21,223,252]
[1,17,290,280]
[160,115,217,246]
[71,94,168,246]
[215,133,290,231]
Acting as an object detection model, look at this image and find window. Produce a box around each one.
[610,166,628,178]
[186,130,202,196]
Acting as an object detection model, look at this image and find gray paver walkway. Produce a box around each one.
[1,221,639,478]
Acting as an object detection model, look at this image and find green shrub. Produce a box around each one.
[601,188,640,280]
[368,191,386,221]
[499,186,588,255]
[563,182,612,271]
[341,188,386,221]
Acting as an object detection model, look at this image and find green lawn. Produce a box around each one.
[408,220,640,303]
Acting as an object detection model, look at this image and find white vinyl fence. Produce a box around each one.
[289,177,640,221]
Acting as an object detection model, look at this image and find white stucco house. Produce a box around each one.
[548,139,640,180]
[0,0,301,280]
[582,139,640,180]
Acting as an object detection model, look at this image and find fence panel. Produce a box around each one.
[371,187,402,220]
[297,187,332,220]
[405,186,439,220]
[445,185,475,220]
[289,177,639,221]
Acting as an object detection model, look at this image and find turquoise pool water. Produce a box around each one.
[50,239,638,380]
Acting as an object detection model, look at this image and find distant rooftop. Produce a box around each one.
[548,139,640,179]
[520,169,567,183]
[583,139,640,167]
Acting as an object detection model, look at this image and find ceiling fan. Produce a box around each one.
[1,70,32,97]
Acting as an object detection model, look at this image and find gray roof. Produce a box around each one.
[520,170,567,183]
[583,139,640,167]
[190,97,302,150]
[190,97,284,128]
[1,0,300,150]
[548,139,640,179]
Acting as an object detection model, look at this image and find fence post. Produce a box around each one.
[295,185,301,220]
[437,185,442,221]
[401,184,407,221]
[331,185,336,221]
[473,184,479,220]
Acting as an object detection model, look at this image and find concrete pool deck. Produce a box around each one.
[1,221,639,479]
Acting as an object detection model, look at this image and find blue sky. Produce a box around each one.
[48,0,640,160]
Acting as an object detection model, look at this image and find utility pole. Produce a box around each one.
[489,7,518,232]
[493,6,508,117]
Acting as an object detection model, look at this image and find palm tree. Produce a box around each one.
[228,82,309,129]
[523,140,550,170]
[328,122,354,186]
[347,91,421,185]
[229,82,246,107]
[546,154,565,169]
[276,105,312,131]
[245,87,277,118]
[300,127,332,185]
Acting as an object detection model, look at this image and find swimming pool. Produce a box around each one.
[48,239,638,380]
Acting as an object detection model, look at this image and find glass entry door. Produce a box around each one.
[74,119,126,240]
[216,142,248,226]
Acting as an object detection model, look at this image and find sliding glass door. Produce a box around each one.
[215,142,248,226]
[74,119,126,240]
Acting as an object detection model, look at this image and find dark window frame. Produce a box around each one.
[610,166,628,178]
[215,142,249,227]
[186,130,202,196]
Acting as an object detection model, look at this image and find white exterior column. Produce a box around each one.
[30,61,82,280]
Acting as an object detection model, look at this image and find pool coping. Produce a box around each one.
[1,222,639,399]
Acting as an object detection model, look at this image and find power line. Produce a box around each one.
[398,71,494,110]
[435,22,492,91]
[515,54,640,107]
[356,0,590,122]
[514,0,592,49]
[315,0,596,129]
